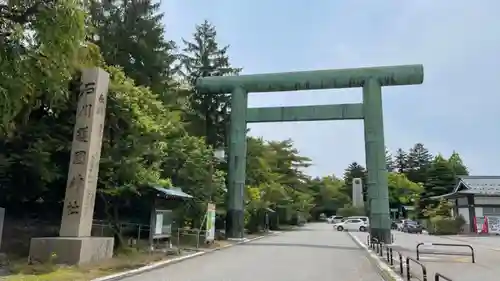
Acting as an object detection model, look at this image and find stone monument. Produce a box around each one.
[29,68,114,265]
[352,178,364,208]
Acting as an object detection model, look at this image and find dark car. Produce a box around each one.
[402,220,423,234]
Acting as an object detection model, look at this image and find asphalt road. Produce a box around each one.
[352,231,500,281]
[120,223,383,281]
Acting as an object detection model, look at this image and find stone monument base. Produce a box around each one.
[29,237,114,265]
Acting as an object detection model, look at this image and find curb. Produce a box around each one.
[347,232,404,281]
[91,234,270,281]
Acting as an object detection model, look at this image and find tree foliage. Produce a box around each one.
[341,162,367,199]
[308,175,350,219]
[0,2,332,243]
[87,0,178,96]
[0,0,86,132]
[388,172,422,206]
[386,145,470,218]
[179,20,241,147]
[406,143,433,183]
[0,2,474,253]
[337,204,365,217]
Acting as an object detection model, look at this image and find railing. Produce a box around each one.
[406,256,428,281]
[386,245,405,276]
[369,237,379,251]
[368,237,452,281]
[416,242,475,263]
[175,227,208,249]
[91,220,150,248]
[435,273,453,281]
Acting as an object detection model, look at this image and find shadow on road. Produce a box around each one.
[274,227,316,232]
[239,242,362,251]
[389,245,415,252]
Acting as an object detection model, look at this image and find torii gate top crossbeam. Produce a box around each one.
[196,64,424,94]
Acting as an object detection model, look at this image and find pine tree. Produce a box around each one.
[448,151,469,176]
[88,0,178,98]
[180,20,242,147]
[342,162,367,200]
[385,148,394,172]
[419,155,457,215]
[394,148,409,173]
[406,143,433,183]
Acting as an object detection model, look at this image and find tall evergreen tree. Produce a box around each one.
[418,154,457,215]
[406,143,433,183]
[88,0,178,100]
[394,148,409,173]
[448,151,469,176]
[342,162,367,200]
[385,148,394,172]
[180,20,242,147]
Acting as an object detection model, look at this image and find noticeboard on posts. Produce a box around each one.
[151,209,172,239]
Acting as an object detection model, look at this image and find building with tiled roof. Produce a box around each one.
[434,176,500,234]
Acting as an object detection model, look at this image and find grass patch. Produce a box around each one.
[2,248,173,281]
[1,233,262,281]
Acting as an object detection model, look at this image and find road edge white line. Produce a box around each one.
[91,234,270,281]
[347,232,404,281]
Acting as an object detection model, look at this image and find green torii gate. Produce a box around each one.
[197,64,424,243]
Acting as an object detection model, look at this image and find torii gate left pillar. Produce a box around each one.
[197,64,424,243]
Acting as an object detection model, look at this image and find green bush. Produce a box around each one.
[337,204,365,217]
[429,215,466,235]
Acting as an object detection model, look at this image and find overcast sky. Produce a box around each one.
[162,0,499,177]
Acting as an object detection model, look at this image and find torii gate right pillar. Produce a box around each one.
[363,78,391,242]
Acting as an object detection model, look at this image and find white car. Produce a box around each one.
[346,216,370,224]
[333,218,368,232]
[327,216,344,224]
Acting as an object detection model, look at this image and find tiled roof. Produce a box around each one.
[150,185,193,199]
[455,176,500,195]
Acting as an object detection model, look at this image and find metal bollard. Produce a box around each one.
[399,253,403,274]
[406,258,411,281]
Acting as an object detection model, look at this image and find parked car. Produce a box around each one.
[402,220,423,234]
[327,216,344,224]
[333,218,368,232]
[347,216,369,223]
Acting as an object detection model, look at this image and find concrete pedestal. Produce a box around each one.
[29,237,114,265]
